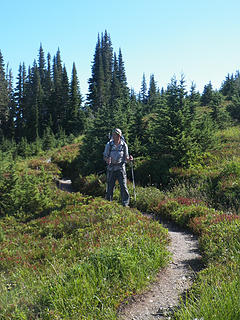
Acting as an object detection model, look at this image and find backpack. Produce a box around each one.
[107,136,127,165]
[108,134,126,153]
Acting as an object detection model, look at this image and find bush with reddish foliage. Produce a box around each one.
[153,197,214,226]
[189,213,240,235]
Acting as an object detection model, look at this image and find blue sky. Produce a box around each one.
[1,0,240,99]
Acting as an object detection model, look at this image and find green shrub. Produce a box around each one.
[0,165,55,220]
[51,143,81,177]
[199,218,240,264]
[0,225,4,242]
[132,157,172,187]
[133,186,165,212]
[152,197,215,226]
[207,160,240,211]
[73,174,106,197]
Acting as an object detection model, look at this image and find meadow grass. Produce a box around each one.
[0,191,170,319]
[174,264,240,320]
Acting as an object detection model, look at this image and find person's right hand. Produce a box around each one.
[107,157,112,164]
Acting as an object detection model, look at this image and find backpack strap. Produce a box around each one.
[108,140,114,157]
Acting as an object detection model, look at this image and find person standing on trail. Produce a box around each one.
[103,128,133,207]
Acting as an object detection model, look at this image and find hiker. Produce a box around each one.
[103,128,133,207]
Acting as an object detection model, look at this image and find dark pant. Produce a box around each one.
[106,168,130,206]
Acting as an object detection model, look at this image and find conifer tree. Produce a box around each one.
[68,62,85,134]
[24,62,43,140]
[75,105,114,175]
[5,67,15,139]
[147,74,158,107]
[38,44,46,85]
[42,53,53,130]
[128,99,145,156]
[117,48,129,99]
[146,76,217,165]
[37,44,51,133]
[111,53,121,102]
[146,76,192,161]
[61,65,70,128]
[201,81,214,106]
[51,49,65,132]
[69,62,81,119]
[189,82,200,102]
[87,34,105,111]
[15,63,26,139]
[140,73,147,104]
[188,82,200,116]
[88,31,114,111]
[102,30,113,105]
[87,31,129,113]
[220,73,237,99]
[0,50,9,139]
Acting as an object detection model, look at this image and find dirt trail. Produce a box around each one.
[57,179,202,319]
[118,215,202,320]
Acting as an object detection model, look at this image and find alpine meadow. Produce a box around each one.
[0,31,240,319]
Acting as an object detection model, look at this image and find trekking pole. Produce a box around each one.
[106,169,109,195]
[130,161,136,201]
[106,159,113,199]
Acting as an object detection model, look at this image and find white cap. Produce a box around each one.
[113,128,122,136]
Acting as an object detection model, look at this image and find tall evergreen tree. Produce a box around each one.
[220,73,239,99]
[102,30,113,105]
[188,82,200,116]
[189,82,200,103]
[38,44,46,85]
[140,73,147,104]
[146,76,192,161]
[117,48,129,99]
[0,50,9,139]
[61,65,70,128]
[201,81,214,106]
[75,105,114,175]
[87,31,115,111]
[147,74,158,106]
[5,67,15,139]
[68,62,85,134]
[24,61,43,140]
[111,53,121,102]
[69,62,81,119]
[15,63,26,139]
[42,52,53,130]
[51,49,65,132]
[37,44,51,133]
[87,34,105,111]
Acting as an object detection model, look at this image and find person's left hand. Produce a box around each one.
[128,155,133,161]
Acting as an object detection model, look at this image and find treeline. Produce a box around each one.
[0,45,86,144]
[1,30,240,167]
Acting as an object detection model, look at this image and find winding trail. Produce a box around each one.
[118,215,203,320]
[57,179,202,319]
